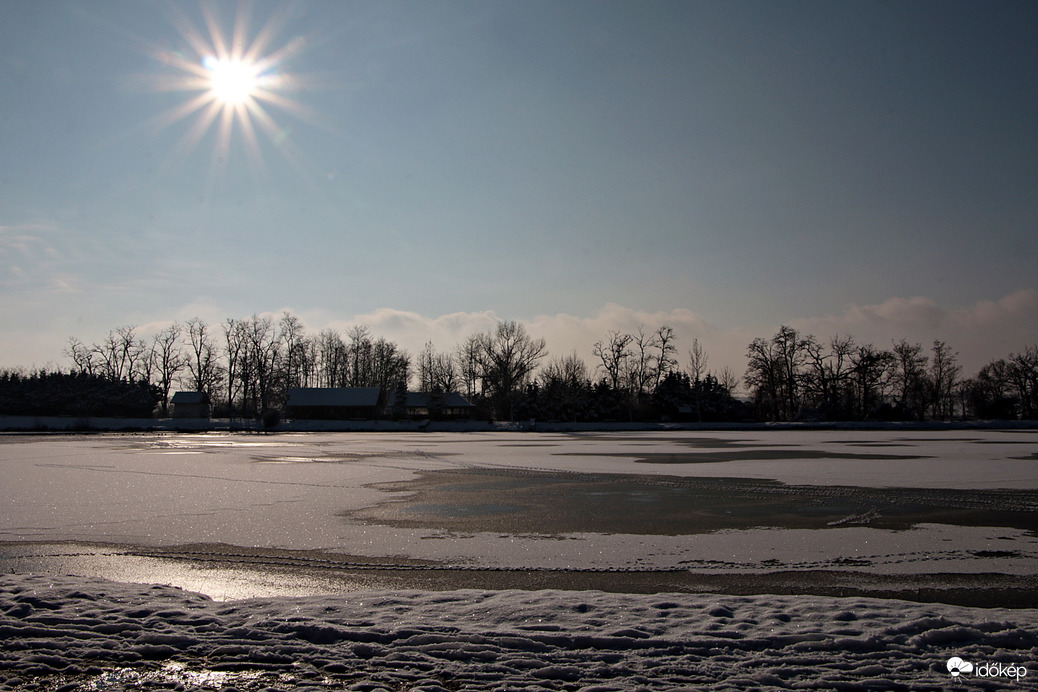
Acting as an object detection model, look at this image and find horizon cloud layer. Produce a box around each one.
[2,290,1035,386]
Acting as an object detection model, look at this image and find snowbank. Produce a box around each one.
[1,573,1035,691]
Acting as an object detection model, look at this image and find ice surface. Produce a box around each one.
[1,431,1036,579]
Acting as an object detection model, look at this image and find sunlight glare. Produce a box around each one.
[204,56,260,105]
[144,2,317,177]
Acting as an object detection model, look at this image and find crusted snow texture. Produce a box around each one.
[1,574,1036,691]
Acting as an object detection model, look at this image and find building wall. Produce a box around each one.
[287,405,379,420]
[173,403,209,419]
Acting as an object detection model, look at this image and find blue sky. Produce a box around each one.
[2,0,1036,376]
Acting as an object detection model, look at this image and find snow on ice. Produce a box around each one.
[1,573,1036,691]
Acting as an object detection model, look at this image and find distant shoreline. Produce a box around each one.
[2,414,1037,434]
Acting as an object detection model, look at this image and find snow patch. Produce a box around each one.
[1,574,1035,691]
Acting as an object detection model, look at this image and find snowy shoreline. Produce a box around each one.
[6,541,1038,609]
[2,573,1036,691]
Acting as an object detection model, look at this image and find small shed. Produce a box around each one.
[405,392,477,420]
[170,391,210,419]
[285,387,386,420]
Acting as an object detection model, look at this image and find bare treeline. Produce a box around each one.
[592,326,737,396]
[68,314,411,419]
[60,313,1038,422]
[65,313,549,420]
[745,325,1038,421]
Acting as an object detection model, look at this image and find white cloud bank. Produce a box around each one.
[789,289,1038,375]
[2,291,1035,383]
[294,303,734,381]
[297,293,1037,383]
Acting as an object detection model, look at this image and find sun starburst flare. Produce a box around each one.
[205,56,262,105]
[144,2,316,176]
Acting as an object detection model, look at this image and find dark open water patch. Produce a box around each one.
[496,443,562,447]
[408,503,525,517]
[560,449,931,464]
[565,434,796,448]
[345,469,1038,536]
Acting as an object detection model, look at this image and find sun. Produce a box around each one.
[204,56,261,106]
[144,2,315,173]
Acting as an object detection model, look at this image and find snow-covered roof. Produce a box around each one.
[286,387,383,407]
[170,391,208,404]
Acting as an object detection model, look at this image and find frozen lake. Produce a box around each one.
[1,429,1036,600]
[2,430,1037,690]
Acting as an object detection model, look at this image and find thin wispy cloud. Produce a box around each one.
[0,222,61,290]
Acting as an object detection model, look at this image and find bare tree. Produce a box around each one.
[299,334,319,387]
[278,311,307,392]
[652,325,678,391]
[152,323,186,416]
[1007,345,1038,419]
[955,378,974,421]
[346,325,373,387]
[718,366,738,396]
[891,339,928,419]
[687,338,709,422]
[315,329,347,388]
[223,318,248,416]
[417,342,457,392]
[850,343,893,419]
[124,326,149,382]
[745,336,781,420]
[688,338,708,385]
[743,326,808,421]
[455,334,483,399]
[138,339,157,388]
[979,359,1012,403]
[417,341,437,392]
[477,321,547,420]
[592,330,632,391]
[744,326,808,421]
[432,351,457,393]
[929,340,960,420]
[538,352,591,423]
[245,315,279,415]
[803,334,856,419]
[185,317,221,400]
[626,326,658,395]
[65,336,96,375]
[92,326,146,382]
[540,351,590,385]
[338,325,408,391]
[93,332,121,380]
[369,337,410,392]
[773,326,808,420]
